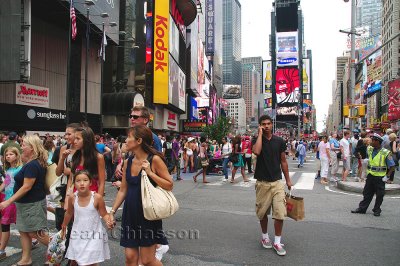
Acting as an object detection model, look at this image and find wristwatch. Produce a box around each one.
[110,209,116,214]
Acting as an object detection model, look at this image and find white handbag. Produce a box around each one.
[141,170,179,221]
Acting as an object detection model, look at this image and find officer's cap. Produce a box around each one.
[371,133,383,143]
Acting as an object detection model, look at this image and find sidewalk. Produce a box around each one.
[332,160,400,195]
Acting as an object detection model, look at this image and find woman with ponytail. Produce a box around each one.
[109,125,172,266]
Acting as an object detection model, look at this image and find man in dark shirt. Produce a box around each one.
[253,115,293,256]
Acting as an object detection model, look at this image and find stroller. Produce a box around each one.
[206,156,224,175]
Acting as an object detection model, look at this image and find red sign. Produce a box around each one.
[388,79,400,121]
[275,68,300,105]
[16,83,50,108]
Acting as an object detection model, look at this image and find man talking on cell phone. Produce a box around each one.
[252,115,293,256]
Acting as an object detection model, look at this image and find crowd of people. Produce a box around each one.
[1,109,399,263]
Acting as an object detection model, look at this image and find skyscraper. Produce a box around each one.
[242,63,260,119]
[356,0,382,36]
[223,0,242,86]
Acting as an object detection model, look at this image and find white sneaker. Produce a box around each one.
[155,245,169,261]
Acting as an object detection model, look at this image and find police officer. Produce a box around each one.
[351,133,395,216]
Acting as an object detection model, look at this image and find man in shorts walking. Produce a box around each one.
[253,115,293,256]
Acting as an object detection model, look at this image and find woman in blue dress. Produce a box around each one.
[109,125,173,266]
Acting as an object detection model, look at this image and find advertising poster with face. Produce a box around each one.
[223,84,241,99]
[168,55,185,111]
[275,68,300,105]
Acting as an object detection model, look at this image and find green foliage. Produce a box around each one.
[202,116,231,142]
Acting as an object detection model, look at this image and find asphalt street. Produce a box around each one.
[3,152,400,265]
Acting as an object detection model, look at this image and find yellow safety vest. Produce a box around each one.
[367,146,390,177]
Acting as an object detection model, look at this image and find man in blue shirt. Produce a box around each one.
[351,133,395,217]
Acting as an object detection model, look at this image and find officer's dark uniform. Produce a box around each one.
[352,133,395,216]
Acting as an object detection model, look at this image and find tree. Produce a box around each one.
[202,116,232,142]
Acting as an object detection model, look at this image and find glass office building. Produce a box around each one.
[223,0,242,86]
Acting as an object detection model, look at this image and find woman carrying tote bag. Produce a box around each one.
[109,125,173,266]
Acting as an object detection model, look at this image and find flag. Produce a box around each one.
[100,29,107,61]
[70,0,77,40]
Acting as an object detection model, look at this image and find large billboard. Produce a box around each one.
[388,79,400,121]
[275,68,300,105]
[276,32,298,66]
[262,61,272,94]
[277,106,298,116]
[302,58,310,94]
[190,20,198,94]
[205,0,215,55]
[168,55,186,111]
[153,0,170,104]
[223,84,241,99]
[169,15,179,61]
[362,50,382,97]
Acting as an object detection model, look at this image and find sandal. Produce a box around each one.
[230,180,235,183]
[193,176,197,183]
[244,179,250,182]
[202,181,210,183]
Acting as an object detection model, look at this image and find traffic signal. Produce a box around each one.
[358,105,366,116]
[343,105,349,117]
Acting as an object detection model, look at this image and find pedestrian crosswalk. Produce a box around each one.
[204,171,316,190]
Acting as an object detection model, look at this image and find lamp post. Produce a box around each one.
[84,0,95,121]
[99,20,117,133]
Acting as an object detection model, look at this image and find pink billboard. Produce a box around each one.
[388,79,400,121]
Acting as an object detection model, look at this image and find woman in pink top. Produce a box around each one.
[318,135,331,185]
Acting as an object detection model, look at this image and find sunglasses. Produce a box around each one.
[129,115,143,120]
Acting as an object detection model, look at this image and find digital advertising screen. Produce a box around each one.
[275,68,300,105]
[276,32,298,67]
[276,106,298,116]
[223,84,241,99]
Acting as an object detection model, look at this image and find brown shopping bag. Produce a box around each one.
[285,191,305,221]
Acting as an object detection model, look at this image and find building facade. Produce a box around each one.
[226,98,246,133]
[242,57,263,91]
[241,62,261,119]
[223,0,242,86]
[381,0,400,115]
[357,0,382,36]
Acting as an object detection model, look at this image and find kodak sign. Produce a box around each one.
[153,0,169,104]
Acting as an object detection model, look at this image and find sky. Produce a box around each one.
[240,0,352,132]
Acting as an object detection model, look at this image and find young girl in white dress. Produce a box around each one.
[62,170,111,265]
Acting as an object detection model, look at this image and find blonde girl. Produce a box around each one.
[0,135,50,266]
[0,147,23,260]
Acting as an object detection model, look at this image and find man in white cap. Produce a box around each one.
[351,133,395,217]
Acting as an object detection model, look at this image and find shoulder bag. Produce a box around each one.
[141,165,179,221]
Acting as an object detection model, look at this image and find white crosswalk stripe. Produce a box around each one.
[204,172,316,190]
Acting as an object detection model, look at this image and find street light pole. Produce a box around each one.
[100,22,105,133]
[350,0,356,131]
[85,7,89,122]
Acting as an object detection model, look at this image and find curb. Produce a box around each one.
[337,181,400,195]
